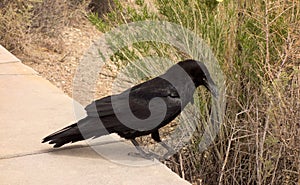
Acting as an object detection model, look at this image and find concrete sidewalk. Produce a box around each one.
[0,45,190,185]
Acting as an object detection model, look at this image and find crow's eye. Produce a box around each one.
[169,91,179,98]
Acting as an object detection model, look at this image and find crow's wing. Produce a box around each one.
[84,78,183,131]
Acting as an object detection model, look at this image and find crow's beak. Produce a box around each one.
[205,80,218,98]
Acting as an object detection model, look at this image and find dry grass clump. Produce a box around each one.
[29,0,89,54]
[162,1,300,184]
[0,0,32,53]
[168,1,300,184]
[0,0,90,55]
[0,1,102,96]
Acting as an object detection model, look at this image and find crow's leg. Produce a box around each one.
[151,130,176,159]
[159,141,176,159]
[129,139,160,160]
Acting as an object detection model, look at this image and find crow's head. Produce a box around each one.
[178,59,218,97]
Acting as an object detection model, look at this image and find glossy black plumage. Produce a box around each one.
[42,59,217,156]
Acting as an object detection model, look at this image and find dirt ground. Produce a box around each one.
[20,18,117,103]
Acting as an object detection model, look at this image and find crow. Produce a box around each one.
[42,59,218,159]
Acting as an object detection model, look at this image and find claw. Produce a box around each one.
[128,151,160,160]
[130,139,161,160]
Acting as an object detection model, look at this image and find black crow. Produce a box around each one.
[42,59,218,159]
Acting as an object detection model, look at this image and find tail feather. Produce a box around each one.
[42,123,84,148]
[42,124,76,142]
[42,117,108,148]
